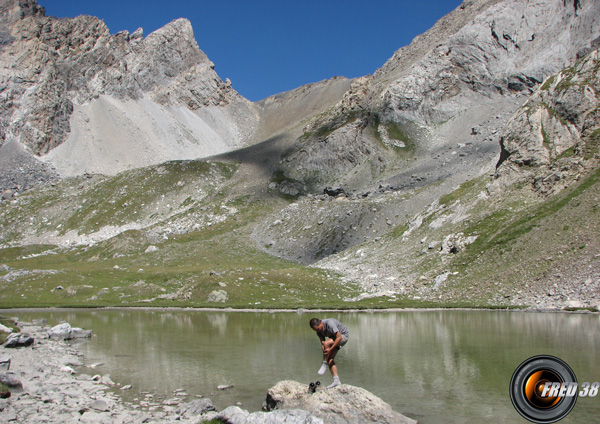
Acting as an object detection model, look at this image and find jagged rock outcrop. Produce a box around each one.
[492,47,600,194]
[0,0,258,190]
[262,380,417,424]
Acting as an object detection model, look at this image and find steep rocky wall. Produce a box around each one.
[374,0,600,125]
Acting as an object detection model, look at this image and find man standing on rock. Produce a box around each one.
[309,317,349,388]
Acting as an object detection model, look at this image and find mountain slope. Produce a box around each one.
[315,47,600,309]
[256,0,600,265]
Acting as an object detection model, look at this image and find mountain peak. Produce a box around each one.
[0,0,45,22]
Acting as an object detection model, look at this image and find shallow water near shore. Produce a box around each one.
[3,308,600,424]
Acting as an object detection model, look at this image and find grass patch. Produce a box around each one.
[389,222,410,239]
[308,111,361,140]
[0,316,18,344]
[61,161,236,235]
[373,118,418,158]
[0,160,239,245]
[432,165,600,298]
[439,176,488,206]
[0,190,362,309]
[0,383,10,398]
[540,74,556,91]
[490,167,600,247]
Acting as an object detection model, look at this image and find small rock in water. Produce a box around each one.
[217,384,234,390]
[60,366,76,374]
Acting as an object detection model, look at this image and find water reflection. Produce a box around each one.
[4,309,599,424]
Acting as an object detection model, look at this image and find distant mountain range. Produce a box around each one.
[0,0,599,310]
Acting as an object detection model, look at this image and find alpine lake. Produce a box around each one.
[3,308,600,424]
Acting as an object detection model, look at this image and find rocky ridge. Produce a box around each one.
[251,0,600,300]
[0,0,258,188]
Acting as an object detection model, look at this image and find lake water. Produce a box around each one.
[4,309,600,423]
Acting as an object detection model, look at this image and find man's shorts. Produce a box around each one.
[333,335,349,350]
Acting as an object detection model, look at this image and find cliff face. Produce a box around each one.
[493,48,600,194]
[373,0,600,125]
[0,0,258,182]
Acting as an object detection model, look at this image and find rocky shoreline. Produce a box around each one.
[0,319,417,424]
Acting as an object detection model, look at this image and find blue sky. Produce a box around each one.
[40,0,462,102]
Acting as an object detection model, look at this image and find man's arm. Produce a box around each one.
[331,331,342,348]
[324,331,342,354]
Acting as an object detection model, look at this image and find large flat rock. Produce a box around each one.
[263,380,417,424]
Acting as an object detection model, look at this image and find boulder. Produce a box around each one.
[0,372,22,391]
[2,333,34,348]
[0,323,13,333]
[324,187,346,197]
[218,406,249,424]
[89,399,110,412]
[208,290,228,303]
[440,233,478,255]
[1,189,13,200]
[144,245,159,253]
[263,380,417,424]
[48,323,92,341]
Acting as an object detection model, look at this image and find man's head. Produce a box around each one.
[309,318,323,332]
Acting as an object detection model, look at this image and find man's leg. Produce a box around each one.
[318,339,334,375]
[317,339,333,375]
[326,345,341,388]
